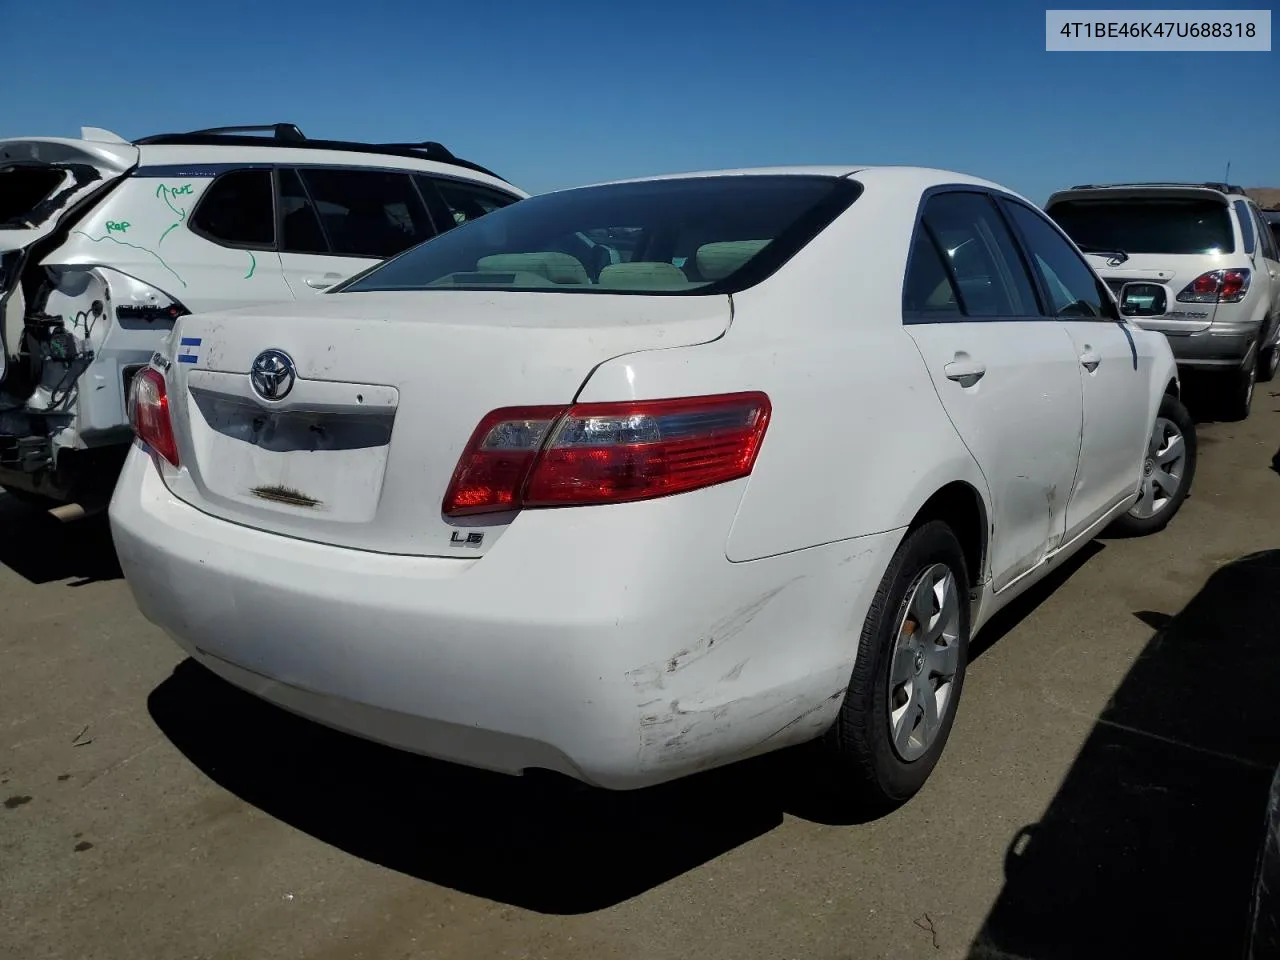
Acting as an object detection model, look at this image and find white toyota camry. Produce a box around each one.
[110,166,1196,808]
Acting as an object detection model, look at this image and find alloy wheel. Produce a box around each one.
[1129,416,1187,520]
[887,563,962,762]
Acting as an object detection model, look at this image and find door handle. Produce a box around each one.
[1080,349,1101,372]
[943,358,986,386]
[304,274,343,289]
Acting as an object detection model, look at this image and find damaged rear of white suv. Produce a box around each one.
[0,124,524,515]
[0,130,145,514]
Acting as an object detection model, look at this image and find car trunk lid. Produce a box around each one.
[156,290,731,556]
[1086,253,1220,333]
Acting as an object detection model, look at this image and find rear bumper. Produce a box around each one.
[1163,330,1255,370]
[110,444,898,789]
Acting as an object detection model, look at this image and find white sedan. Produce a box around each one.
[110,166,1196,808]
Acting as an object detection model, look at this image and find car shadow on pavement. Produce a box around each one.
[968,549,1280,959]
[0,496,121,585]
[148,659,813,914]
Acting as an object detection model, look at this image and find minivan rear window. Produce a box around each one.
[1047,198,1235,255]
[339,175,861,296]
[0,166,70,229]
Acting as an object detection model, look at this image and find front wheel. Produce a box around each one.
[819,520,970,812]
[1110,392,1197,536]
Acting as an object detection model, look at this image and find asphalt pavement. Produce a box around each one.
[2,383,1279,960]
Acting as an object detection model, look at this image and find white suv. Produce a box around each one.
[1045,182,1280,420]
[0,123,525,514]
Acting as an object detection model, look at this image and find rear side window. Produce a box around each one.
[340,175,861,295]
[916,191,1039,318]
[1048,198,1235,255]
[424,177,518,228]
[294,169,434,259]
[1234,200,1256,254]
[1002,200,1106,319]
[902,229,962,318]
[190,169,275,249]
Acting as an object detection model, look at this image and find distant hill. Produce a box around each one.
[1246,187,1280,210]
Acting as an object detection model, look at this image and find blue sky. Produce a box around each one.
[6,0,1276,203]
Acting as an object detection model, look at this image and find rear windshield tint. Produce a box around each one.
[339,175,861,296]
[1047,198,1235,255]
[0,166,70,229]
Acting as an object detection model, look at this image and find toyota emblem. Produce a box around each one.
[250,349,296,401]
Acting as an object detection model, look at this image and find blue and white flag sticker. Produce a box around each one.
[177,337,201,364]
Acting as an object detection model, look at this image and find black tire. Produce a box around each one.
[819,520,970,812]
[1110,392,1197,537]
[1224,358,1257,421]
[1259,342,1279,384]
[1244,765,1280,959]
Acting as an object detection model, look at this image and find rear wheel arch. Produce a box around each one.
[907,481,988,589]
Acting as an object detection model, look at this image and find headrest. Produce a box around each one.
[695,240,771,281]
[476,252,590,285]
[597,261,691,289]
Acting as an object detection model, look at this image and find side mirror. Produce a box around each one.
[1117,281,1167,319]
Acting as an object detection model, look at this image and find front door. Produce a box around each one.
[1000,198,1151,541]
[902,189,1084,593]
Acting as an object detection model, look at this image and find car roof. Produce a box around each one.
[557,165,1032,203]
[133,142,525,195]
[1047,182,1248,203]
[0,125,525,196]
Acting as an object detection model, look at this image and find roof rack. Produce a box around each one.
[132,123,503,181]
[1066,181,1247,194]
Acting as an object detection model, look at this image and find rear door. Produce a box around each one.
[1000,197,1150,541]
[161,166,295,312]
[276,167,438,293]
[903,189,1084,593]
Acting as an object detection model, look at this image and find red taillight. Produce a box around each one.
[127,367,179,467]
[1220,269,1249,300]
[441,392,771,518]
[1191,273,1219,295]
[1177,268,1251,304]
[442,405,566,517]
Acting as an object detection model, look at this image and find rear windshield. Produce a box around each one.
[0,165,72,229]
[1047,198,1235,255]
[339,175,861,296]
